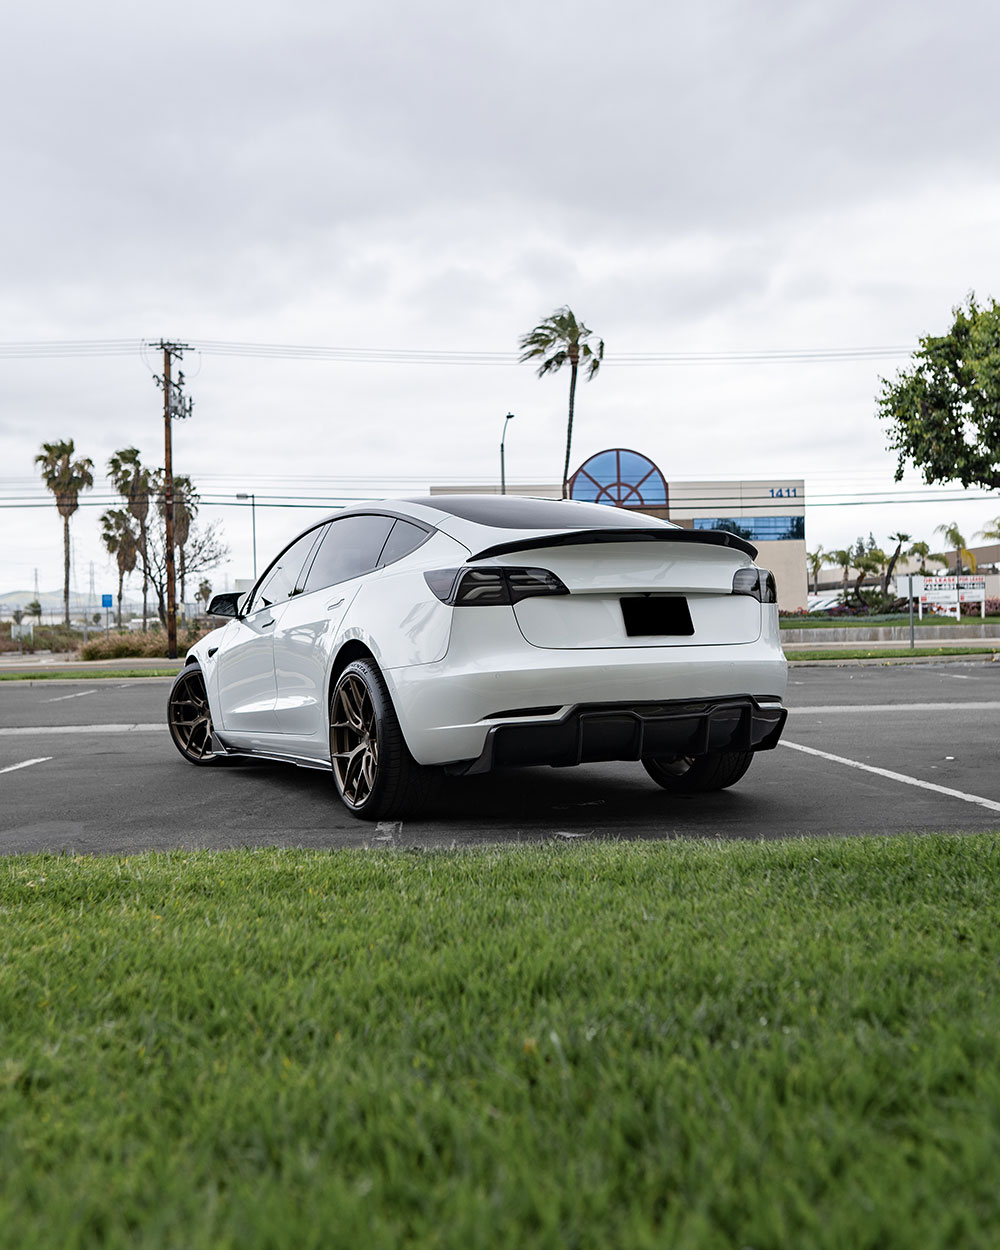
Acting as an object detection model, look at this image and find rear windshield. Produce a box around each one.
[408,495,674,531]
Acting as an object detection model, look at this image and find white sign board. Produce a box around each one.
[909,575,986,620]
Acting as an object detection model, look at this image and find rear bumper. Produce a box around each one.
[448,694,788,775]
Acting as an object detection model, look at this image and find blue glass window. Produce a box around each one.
[569,448,668,507]
[693,516,805,541]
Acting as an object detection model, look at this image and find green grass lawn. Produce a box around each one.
[785,644,1000,661]
[3,836,1000,1249]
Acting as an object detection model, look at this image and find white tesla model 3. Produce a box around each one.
[167,495,788,818]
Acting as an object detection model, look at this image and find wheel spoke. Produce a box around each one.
[330,670,379,808]
[340,678,367,733]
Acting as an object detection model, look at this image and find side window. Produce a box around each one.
[249,528,325,611]
[301,515,395,592]
[378,519,429,567]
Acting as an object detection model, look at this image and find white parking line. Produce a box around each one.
[44,689,97,703]
[790,702,1000,715]
[0,757,53,775]
[0,724,162,736]
[780,741,1000,814]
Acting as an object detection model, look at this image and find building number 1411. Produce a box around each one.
[769,487,798,498]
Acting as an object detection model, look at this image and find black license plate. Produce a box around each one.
[620,596,694,637]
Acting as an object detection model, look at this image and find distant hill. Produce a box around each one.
[0,588,143,618]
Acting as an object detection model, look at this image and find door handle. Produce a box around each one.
[327,598,344,610]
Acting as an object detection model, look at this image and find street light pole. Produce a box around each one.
[500,412,515,494]
[237,493,257,578]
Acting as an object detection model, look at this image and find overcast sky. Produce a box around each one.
[3,0,999,602]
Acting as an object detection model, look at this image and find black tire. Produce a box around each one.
[167,663,223,766]
[642,749,754,793]
[329,659,437,820]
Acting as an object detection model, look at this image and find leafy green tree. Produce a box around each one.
[25,599,42,624]
[518,307,604,497]
[34,439,94,625]
[197,579,213,614]
[878,295,1000,490]
[100,508,138,627]
[934,522,977,575]
[108,448,153,631]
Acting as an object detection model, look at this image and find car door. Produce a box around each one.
[271,514,396,738]
[214,527,324,735]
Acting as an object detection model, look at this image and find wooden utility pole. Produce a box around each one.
[151,340,192,659]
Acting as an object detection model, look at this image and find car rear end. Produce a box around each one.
[390,528,787,770]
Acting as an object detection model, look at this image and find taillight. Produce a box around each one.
[424,566,569,606]
[506,568,569,602]
[732,567,777,603]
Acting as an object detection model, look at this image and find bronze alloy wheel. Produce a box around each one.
[167,664,220,765]
[330,669,380,809]
[329,658,438,820]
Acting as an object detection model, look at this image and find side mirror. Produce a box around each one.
[207,592,243,619]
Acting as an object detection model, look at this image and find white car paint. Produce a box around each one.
[187,495,788,776]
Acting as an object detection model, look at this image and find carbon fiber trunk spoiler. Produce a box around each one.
[468,527,758,562]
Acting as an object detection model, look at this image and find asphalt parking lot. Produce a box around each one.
[1,660,999,854]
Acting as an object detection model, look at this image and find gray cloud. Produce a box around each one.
[3,0,1000,592]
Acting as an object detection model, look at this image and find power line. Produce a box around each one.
[5,487,997,511]
[0,337,916,366]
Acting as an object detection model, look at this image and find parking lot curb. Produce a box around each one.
[788,653,1000,667]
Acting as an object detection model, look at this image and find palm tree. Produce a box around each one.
[977,517,1000,543]
[108,448,153,630]
[518,307,604,497]
[907,540,931,574]
[805,546,824,593]
[100,509,138,627]
[853,549,885,608]
[826,548,853,590]
[34,439,94,625]
[880,531,911,594]
[934,522,976,575]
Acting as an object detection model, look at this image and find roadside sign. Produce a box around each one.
[911,575,986,621]
[102,594,113,607]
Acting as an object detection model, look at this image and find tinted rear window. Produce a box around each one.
[378,519,430,566]
[302,514,395,591]
[408,495,672,531]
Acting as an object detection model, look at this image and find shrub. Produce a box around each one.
[80,627,212,661]
[961,598,1000,616]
